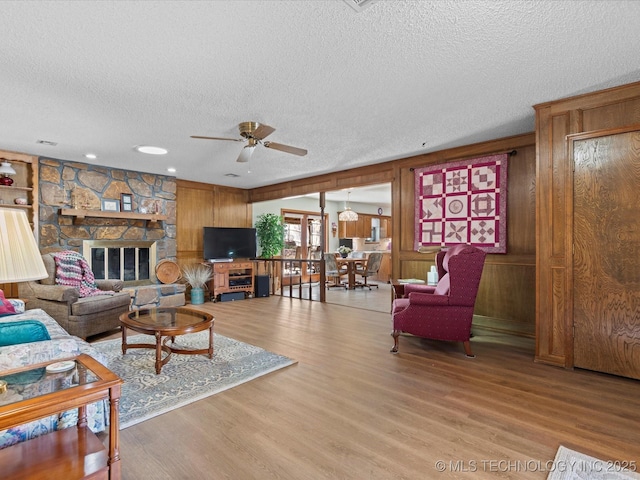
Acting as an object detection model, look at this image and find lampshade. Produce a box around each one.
[338,191,359,222]
[338,208,359,222]
[237,145,256,163]
[0,209,48,282]
[0,161,16,176]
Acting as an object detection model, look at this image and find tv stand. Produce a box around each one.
[208,260,254,301]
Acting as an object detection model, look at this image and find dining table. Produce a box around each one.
[336,257,364,290]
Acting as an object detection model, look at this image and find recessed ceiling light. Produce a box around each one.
[225,173,240,178]
[85,153,97,159]
[134,145,168,155]
[36,139,58,146]
[167,167,176,173]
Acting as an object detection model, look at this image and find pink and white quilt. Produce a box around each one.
[414,153,508,253]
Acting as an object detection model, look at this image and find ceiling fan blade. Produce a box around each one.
[251,124,276,140]
[264,141,307,156]
[190,135,243,142]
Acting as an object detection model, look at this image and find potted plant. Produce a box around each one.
[255,213,284,259]
[337,245,352,258]
[181,263,213,305]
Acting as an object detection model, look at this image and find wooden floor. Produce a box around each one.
[281,280,393,313]
[95,297,640,479]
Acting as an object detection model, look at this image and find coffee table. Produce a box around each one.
[120,307,214,374]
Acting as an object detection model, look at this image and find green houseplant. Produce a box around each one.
[255,213,284,259]
[181,263,213,305]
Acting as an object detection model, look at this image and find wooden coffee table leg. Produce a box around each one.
[155,331,163,374]
[121,325,128,355]
[208,324,214,359]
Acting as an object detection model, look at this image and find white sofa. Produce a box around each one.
[0,308,109,449]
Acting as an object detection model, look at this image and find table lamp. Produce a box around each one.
[0,209,48,283]
[0,161,17,186]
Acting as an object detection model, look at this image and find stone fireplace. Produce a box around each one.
[83,240,158,286]
[38,157,177,279]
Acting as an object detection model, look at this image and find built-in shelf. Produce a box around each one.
[0,204,32,210]
[60,208,168,223]
[0,185,33,192]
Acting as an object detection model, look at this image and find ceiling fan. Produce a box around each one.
[191,121,308,163]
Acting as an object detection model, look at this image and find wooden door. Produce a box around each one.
[573,130,640,379]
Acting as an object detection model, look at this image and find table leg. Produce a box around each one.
[154,331,163,374]
[348,263,356,289]
[208,324,214,359]
[121,325,127,355]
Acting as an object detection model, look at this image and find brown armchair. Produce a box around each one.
[391,244,486,357]
[18,253,132,339]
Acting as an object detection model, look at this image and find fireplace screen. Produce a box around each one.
[83,241,157,285]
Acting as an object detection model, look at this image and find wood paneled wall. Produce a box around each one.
[251,132,537,337]
[394,135,537,337]
[176,180,251,265]
[534,80,640,367]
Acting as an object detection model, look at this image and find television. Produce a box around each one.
[203,227,257,261]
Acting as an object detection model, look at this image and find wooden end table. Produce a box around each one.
[120,307,214,374]
[0,354,123,479]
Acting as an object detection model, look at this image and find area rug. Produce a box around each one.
[547,445,640,480]
[93,332,296,429]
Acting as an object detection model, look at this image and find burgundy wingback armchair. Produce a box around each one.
[391,244,486,357]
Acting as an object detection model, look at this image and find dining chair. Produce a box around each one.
[355,252,383,289]
[325,253,347,289]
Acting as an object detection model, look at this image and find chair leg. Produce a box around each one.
[463,341,475,358]
[363,276,378,289]
[390,331,400,353]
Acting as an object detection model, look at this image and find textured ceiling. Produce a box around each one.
[1,1,640,194]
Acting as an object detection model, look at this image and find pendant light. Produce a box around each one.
[338,191,358,222]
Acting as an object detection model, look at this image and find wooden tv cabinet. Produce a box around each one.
[207,260,254,301]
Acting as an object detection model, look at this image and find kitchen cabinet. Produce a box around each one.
[380,217,391,238]
[339,214,391,239]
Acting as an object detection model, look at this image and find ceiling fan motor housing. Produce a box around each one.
[239,121,260,138]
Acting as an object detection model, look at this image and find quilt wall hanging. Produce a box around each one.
[414,153,508,253]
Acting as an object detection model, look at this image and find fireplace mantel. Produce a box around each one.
[60,208,168,224]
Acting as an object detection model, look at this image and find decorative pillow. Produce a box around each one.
[0,290,17,317]
[0,320,51,347]
[8,299,25,314]
[434,273,450,296]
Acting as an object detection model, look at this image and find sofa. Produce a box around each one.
[0,307,109,449]
[18,253,132,339]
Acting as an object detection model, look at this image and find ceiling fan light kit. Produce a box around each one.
[237,144,256,163]
[192,121,307,163]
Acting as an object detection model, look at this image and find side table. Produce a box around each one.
[0,354,123,479]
